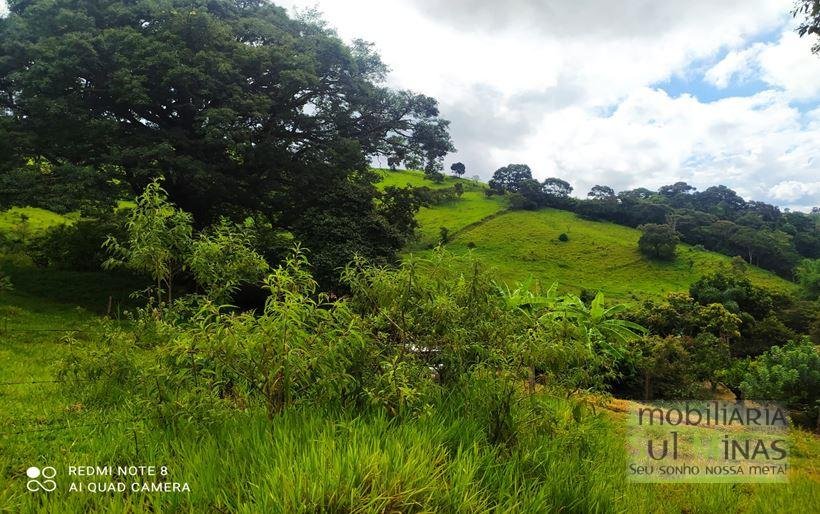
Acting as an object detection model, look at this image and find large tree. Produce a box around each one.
[488,163,532,194]
[0,0,454,284]
[637,223,678,260]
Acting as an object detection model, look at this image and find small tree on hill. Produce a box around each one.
[796,259,820,300]
[541,177,574,208]
[450,162,466,177]
[638,223,679,260]
[104,180,193,304]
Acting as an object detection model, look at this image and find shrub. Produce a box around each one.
[188,219,269,303]
[0,271,12,294]
[741,338,819,429]
[26,215,127,271]
[439,226,450,244]
[558,233,569,242]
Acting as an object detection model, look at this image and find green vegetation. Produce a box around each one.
[420,208,795,300]
[376,168,470,190]
[1,248,818,513]
[0,0,817,511]
[0,0,455,287]
[0,207,77,235]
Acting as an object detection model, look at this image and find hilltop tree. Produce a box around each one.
[542,178,573,198]
[510,179,546,210]
[693,186,746,218]
[0,0,453,286]
[541,177,574,208]
[488,164,533,194]
[658,182,696,197]
[587,185,616,202]
[450,162,466,177]
[637,223,678,260]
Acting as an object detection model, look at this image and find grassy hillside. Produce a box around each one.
[421,208,796,300]
[375,168,470,190]
[1,170,798,302]
[378,171,797,300]
[375,169,509,248]
[0,207,78,235]
[1,259,817,513]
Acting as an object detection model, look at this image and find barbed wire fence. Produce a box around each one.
[1,323,170,449]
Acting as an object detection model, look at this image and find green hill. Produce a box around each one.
[375,169,509,248]
[380,170,797,301]
[0,169,798,302]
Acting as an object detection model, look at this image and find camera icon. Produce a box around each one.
[26,466,57,492]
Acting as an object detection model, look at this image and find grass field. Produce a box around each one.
[435,209,796,299]
[375,170,796,301]
[0,207,78,235]
[375,168,475,190]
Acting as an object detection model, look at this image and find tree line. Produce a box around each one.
[485,164,820,279]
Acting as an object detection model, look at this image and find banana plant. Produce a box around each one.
[495,277,559,314]
[545,292,646,360]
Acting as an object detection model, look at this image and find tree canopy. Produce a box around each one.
[637,223,678,260]
[488,164,533,194]
[0,0,454,285]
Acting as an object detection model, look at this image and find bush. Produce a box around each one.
[558,233,569,242]
[439,226,450,244]
[26,215,127,271]
[741,338,819,429]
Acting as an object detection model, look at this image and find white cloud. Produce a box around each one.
[757,31,820,99]
[508,88,819,209]
[706,31,820,99]
[770,180,820,202]
[0,0,8,17]
[704,46,763,88]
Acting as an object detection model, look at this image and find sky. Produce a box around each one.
[279,0,820,211]
[1,0,818,210]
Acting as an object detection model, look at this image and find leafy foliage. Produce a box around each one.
[796,258,820,300]
[794,0,820,53]
[0,0,453,285]
[189,219,269,303]
[638,223,679,260]
[26,214,127,271]
[742,339,820,428]
[105,179,268,304]
[103,180,193,303]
